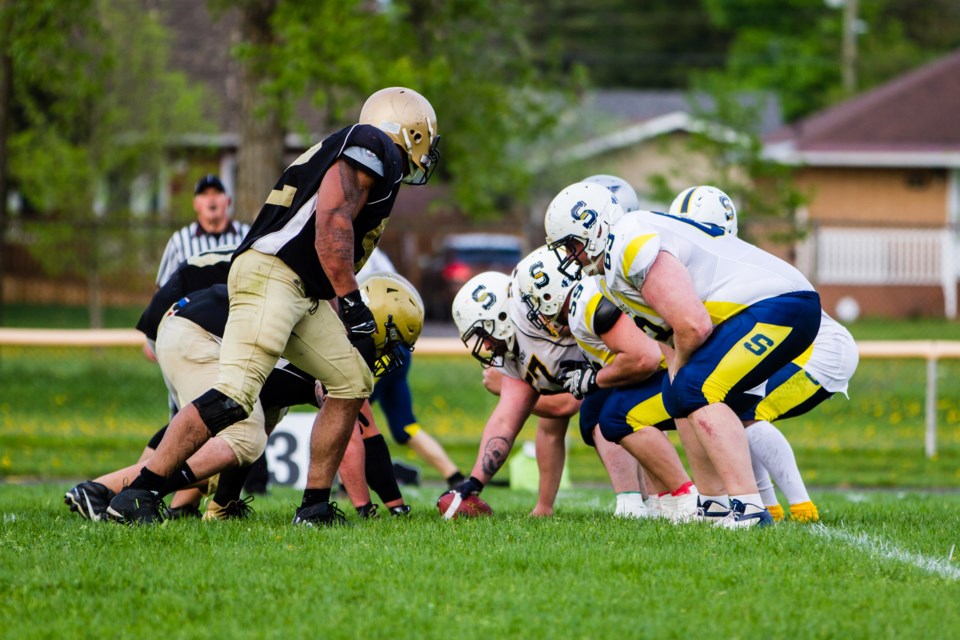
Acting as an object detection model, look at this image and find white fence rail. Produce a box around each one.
[814,227,957,318]
[1,329,957,459]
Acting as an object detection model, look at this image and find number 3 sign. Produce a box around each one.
[264,412,316,489]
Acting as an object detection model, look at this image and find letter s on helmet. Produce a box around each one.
[544,181,623,279]
[669,185,738,236]
[359,272,425,377]
[452,272,515,367]
[513,246,576,337]
[360,87,440,185]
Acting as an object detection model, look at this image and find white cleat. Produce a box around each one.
[614,492,650,519]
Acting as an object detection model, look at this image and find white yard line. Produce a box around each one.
[810,523,960,581]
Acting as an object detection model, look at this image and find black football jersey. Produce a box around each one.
[136,246,234,341]
[235,123,404,299]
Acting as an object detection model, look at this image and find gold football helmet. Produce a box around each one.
[359,271,425,376]
[360,87,440,185]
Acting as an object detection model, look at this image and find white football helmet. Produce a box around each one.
[669,185,738,236]
[544,181,623,279]
[360,87,440,185]
[452,272,515,367]
[513,246,577,337]
[583,174,639,213]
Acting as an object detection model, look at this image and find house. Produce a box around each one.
[764,49,960,319]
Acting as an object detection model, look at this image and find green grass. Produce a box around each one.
[1,484,958,639]
[2,346,959,487]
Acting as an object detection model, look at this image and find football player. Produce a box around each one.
[519,248,705,521]
[545,181,822,527]
[106,87,439,526]
[670,185,859,522]
[444,251,649,519]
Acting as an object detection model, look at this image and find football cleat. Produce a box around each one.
[789,501,820,523]
[767,503,785,523]
[392,461,421,486]
[356,502,380,519]
[105,489,166,525]
[389,504,412,517]
[697,498,732,521]
[64,481,115,521]
[660,490,700,523]
[202,496,255,521]
[644,495,662,519]
[714,499,774,529]
[165,503,202,520]
[292,502,349,527]
[614,492,649,519]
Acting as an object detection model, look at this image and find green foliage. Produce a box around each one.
[703,0,960,121]
[2,484,960,639]
[241,0,578,217]
[3,0,211,281]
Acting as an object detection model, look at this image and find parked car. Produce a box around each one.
[421,233,524,320]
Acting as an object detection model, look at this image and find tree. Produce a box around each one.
[221,0,577,218]
[1,0,209,326]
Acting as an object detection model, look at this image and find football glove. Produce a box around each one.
[338,289,377,369]
[558,359,599,399]
[438,476,484,519]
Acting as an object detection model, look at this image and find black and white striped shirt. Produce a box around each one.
[156,220,250,286]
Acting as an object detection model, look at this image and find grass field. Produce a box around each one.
[2,484,959,639]
[2,308,960,637]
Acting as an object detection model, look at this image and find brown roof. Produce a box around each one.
[766,49,960,153]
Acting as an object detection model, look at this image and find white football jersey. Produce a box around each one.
[499,279,584,394]
[567,276,614,369]
[604,211,815,340]
[796,312,858,396]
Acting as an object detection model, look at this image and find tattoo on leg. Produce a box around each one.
[481,436,511,477]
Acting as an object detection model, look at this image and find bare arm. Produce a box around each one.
[596,311,663,387]
[314,159,376,297]
[641,251,712,375]
[483,367,579,418]
[468,375,539,484]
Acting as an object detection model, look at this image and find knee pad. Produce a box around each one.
[218,422,268,467]
[193,389,248,435]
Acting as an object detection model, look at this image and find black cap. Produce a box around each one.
[194,174,226,195]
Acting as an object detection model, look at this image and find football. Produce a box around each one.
[437,492,494,519]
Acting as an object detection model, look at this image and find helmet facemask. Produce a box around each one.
[401,127,440,186]
[373,313,414,377]
[461,318,511,368]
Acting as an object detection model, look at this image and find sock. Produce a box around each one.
[671,481,695,496]
[746,421,811,504]
[364,435,402,504]
[700,494,730,509]
[300,488,330,508]
[768,504,785,522]
[750,451,779,506]
[129,467,166,493]
[446,471,466,486]
[158,463,198,497]
[731,492,764,509]
[214,466,252,506]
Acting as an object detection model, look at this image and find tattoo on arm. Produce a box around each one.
[481,436,511,478]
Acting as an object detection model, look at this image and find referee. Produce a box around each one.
[156,174,250,287]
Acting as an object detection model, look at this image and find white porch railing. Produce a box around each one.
[813,227,957,318]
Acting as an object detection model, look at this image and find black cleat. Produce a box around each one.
[392,461,421,486]
[105,489,166,525]
[165,503,202,520]
[356,502,380,519]
[389,504,412,517]
[64,481,115,521]
[292,501,349,527]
